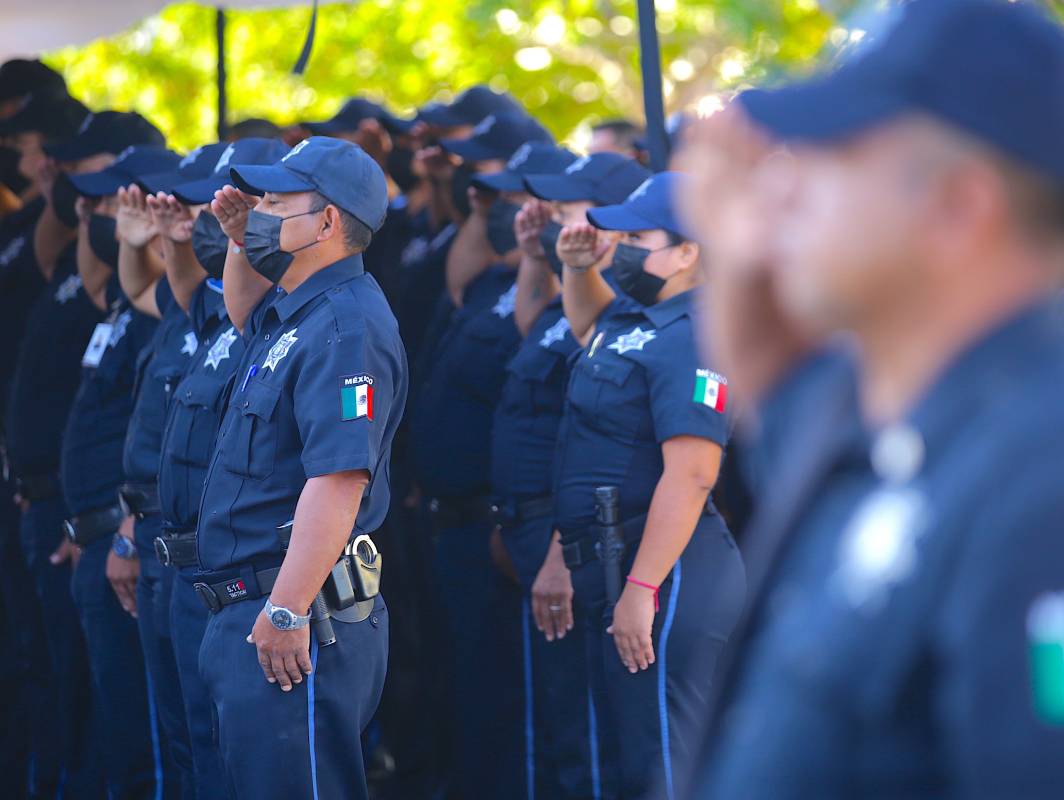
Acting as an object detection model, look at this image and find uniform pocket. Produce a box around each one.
[569,357,645,441]
[172,374,230,468]
[223,381,281,479]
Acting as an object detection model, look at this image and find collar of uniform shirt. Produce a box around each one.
[642,287,694,328]
[267,252,366,324]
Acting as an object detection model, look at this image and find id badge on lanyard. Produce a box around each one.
[81,322,113,368]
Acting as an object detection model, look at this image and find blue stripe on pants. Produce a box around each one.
[308,638,320,800]
[657,562,682,800]
[522,599,535,800]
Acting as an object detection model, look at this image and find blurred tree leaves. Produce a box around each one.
[43,0,855,152]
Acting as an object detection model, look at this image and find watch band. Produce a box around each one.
[111,533,137,560]
[263,598,311,630]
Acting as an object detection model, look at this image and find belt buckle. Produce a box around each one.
[193,582,222,614]
[62,519,78,544]
[154,536,172,567]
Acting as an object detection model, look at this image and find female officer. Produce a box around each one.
[552,171,746,800]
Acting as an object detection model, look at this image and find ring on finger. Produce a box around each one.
[548,604,562,612]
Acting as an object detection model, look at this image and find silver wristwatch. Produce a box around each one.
[263,598,311,631]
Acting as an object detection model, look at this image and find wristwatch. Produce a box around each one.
[263,598,311,631]
[111,533,137,560]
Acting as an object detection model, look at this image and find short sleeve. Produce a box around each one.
[643,323,731,446]
[293,327,398,479]
[154,275,174,316]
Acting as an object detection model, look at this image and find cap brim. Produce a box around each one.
[523,173,594,202]
[44,136,108,162]
[440,137,507,163]
[68,169,127,198]
[586,204,662,233]
[471,171,524,192]
[171,174,229,205]
[229,164,314,196]
[136,168,185,195]
[380,115,416,135]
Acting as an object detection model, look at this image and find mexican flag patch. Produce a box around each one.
[340,374,374,421]
[694,369,728,412]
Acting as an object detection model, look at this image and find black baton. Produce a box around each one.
[595,486,625,605]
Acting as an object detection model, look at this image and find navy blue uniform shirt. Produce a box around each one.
[61,290,158,515]
[159,279,244,532]
[122,278,197,482]
[6,246,101,479]
[554,289,730,538]
[409,265,522,499]
[196,254,407,572]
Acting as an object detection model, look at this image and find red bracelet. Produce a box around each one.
[626,576,660,612]
[232,239,244,248]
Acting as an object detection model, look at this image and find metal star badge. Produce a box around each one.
[263,328,298,372]
[55,274,82,305]
[492,285,518,319]
[539,317,570,349]
[108,311,132,347]
[204,326,238,370]
[181,331,199,356]
[607,326,656,355]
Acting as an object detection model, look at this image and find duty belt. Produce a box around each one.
[194,565,282,613]
[562,512,648,571]
[427,493,495,530]
[154,531,198,568]
[118,482,161,520]
[491,495,554,529]
[15,473,60,503]
[63,504,125,547]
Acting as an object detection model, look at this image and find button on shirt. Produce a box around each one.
[159,279,244,532]
[553,289,731,538]
[6,247,101,479]
[196,254,408,572]
[61,291,158,515]
[122,278,197,482]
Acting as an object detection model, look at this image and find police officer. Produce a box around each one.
[678,1,1064,797]
[552,171,746,799]
[48,113,169,798]
[152,136,289,800]
[191,137,405,799]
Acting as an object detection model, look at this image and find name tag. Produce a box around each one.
[81,322,113,368]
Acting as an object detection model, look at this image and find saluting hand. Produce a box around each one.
[557,222,611,271]
[608,583,657,673]
[211,184,259,243]
[247,611,313,692]
[147,192,194,243]
[515,199,551,259]
[115,185,158,247]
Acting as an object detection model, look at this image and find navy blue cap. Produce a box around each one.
[303,97,414,136]
[739,0,1064,184]
[524,152,652,206]
[416,84,525,128]
[0,92,89,141]
[586,171,690,238]
[230,136,389,232]
[171,138,291,204]
[0,59,66,104]
[138,142,231,195]
[68,145,182,197]
[44,110,165,162]
[471,142,577,192]
[441,112,553,164]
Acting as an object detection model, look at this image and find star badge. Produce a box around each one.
[539,317,570,349]
[108,311,132,347]
[181,331,199,356]
[492,285,518,319]
[204,326,238,370]
[55,274,82,305]
[607,326,656,355]
[263,328,298,372]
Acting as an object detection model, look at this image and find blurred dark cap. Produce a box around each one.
[0,92,89,142]
[441,112,553,164]
[0,59,66,104]
[472,142,577,192]
[44,110,165,162]
[524,152,652,206]
[138,141,232,196]
[68,145,183,197]
[303,97,415,136]
[416,85,525,128]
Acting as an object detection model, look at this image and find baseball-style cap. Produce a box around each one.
[472,142,577,192]
[0,92,89,141]
[739,0,1064,184]
[441,112,553,164]
[68,145,183,197]
[138,141,231,195]
[416,84,524,128]
[171,138,291,204]
[303,97,414,136]
[524,152,652,206]
[0,59,66,103]
[230,136,389,232]
[44,111,165,162]
[586,171,690,238]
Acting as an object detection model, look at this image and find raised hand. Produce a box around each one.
[147,192,195,243]
[557,222,611,271]
[115,184,158,247]
[210,184,259,243]
[515,199,552,259]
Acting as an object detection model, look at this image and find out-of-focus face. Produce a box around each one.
[13,131,44,182]
[551,199,593,227]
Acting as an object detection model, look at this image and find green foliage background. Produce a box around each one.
[42,0,857,152]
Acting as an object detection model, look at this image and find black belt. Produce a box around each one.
[155,532,198,568]
[15,473,60,503]
[194,565,281,613]
[118,482,161,519]
[427,493,495,530]
[562,512,647,570]
[63,504,125,547]
[492,495,554,528]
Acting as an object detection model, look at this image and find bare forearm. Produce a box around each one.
[514,255,559,336]
[562,267,616,341]
[268,473,368,614]
[628,470,712,587]
[118,242,164,318]
[445,213,492,307]
[161,239,207,313]
[33,207,74,281]
[223,246,271,334]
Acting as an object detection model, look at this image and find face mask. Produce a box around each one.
[538,220,565,277]
[87,214,119,268]
[450,164,476,219]
[0,146,28,196]
[611,242,671,306]
[486,200,519,256]
[191,211,229,280]
[386,146,419,194]
[51,171,80,228]
[243,207,321,284]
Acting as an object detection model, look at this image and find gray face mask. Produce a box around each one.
[242,208,320,284]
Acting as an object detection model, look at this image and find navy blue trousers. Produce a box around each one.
[433,519,524,800]
[198,594,388,800]
[570,516,746,800]
[135,513,193,800]
[502,515,599,800]
[18,496,103,799]
[170,568,227,800]
[71,534,161,800]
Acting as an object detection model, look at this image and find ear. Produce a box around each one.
[677,240,701,270]
[319,204,341,242]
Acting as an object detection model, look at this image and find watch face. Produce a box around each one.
[270,609,291,629]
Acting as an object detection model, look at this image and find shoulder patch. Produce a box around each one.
[693,369,728,412]
[340,373,374,421]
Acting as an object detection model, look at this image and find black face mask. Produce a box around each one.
[538,221,565,277]
[87,214,119,268]
[486,201,519,256]
[51,171,80,228]
[243,208,321,284]
[386,146,420,194]
[450,164,476,219]
[611,243,668,306]
[0,146,29,196]
[191,211,228,280]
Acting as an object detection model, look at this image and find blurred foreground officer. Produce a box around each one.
[680,1,1064,797]
[554,173,745,799]
[194,137,406,800]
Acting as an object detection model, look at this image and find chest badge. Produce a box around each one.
[205,326,238,370]
[607,326,656,355]
[492,285,518,319]
[263,328,298,372]
[181,330,199,356]
[108,310,132,347]
[539,317,570,349]
[0,235,25,267]
[55,274,82,305]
